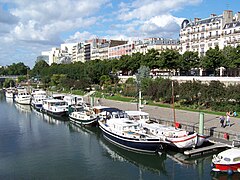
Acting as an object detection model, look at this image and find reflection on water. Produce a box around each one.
[15,103,32,113]
[99,135,168,176]
[5,97,14,104]
[32,108,68,125]
[68,122,99,136]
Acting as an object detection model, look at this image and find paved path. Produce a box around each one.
[92,98,240,137]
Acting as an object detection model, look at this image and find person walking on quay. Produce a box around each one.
[219,116,225,128]
[225,111,231,127]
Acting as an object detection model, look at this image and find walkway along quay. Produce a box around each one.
[90,97,240,142]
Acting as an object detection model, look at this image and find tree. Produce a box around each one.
[31,59,49,77]
[3,79,15,88]
[3,62,29,75]
[180,51,200,75]
[141,49,159,69]
[159,49,181,75]
[201,46,224,75]
[100,75,112,87]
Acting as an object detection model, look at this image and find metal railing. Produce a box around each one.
[150,117,238,141]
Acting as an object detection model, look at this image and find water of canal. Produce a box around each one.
[0,92,237,179]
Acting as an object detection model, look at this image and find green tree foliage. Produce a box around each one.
[3,79,15,88]
[31,60,49,77]
[159,49,181,74]
[0,62,29,75]
[180,51,200,74]
[141,49,159,69]
[201,46,224,75]
[179,80,202,103]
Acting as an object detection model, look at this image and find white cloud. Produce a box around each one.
[0,0,204,67]
[118,0,202,21]
[140,14,185,38]
[65,31,97,43]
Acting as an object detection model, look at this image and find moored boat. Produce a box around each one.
[98,111,168,154]
[126,110,199,149]
[14,89,31,105]
[42,99,68,117]
[5,88,15,98]
[31,90,47,111]
[69,109,99,126]
[211,148,240,174]
[63,95,84,106]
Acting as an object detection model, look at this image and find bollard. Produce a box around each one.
[90,96,94,107]
[199,112,204,135]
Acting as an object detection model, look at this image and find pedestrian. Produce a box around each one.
[98,98,101,105]
[233,111,238,117]
[219,116,225,127]
[225,111,231,127]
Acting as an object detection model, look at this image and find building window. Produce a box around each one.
[216,31,218,36]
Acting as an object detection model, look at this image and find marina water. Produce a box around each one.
[0,92,238,179]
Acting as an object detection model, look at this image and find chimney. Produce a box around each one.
[237,12,240,21]
[194,18,201,23]
[210,14,217,17]
[223,10,233,25]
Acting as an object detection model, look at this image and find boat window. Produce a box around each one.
[233,157,240,162]
[223,157,231,162]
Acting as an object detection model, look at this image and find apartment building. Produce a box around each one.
[133,37,180,55]
[180,10,240,55]
[108,42,134,59]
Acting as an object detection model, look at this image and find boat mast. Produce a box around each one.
[172,81,176,124]
[139,89,142,112]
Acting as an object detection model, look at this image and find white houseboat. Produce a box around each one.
[31,90,47,111]
[126,110,204,149]
[14,90,31,105]
[42,99,68,117]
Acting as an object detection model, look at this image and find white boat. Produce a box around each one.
[42,99,68,117]
[51,93,65,100]
[126,110,198,149]
[14,90,31,105]
[211,148,240,174]
[69,109,98,126]
[98,111,169,153]
[5,88,15,98]
[31,90,47,111]
[63,95,84,106]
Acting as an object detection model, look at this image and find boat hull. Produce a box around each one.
[99,124,165,154]
[42,109,67,117]
[196,134,207,147]
[15,98,31,105]
[31,102,43,111]
[213,163,240,172]
[69,116,98,126]
[165,133,197,149]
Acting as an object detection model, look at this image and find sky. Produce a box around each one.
[0,0,240,68]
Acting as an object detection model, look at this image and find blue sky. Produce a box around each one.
[0,0,239,68]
